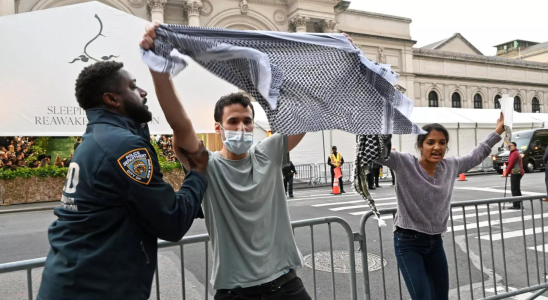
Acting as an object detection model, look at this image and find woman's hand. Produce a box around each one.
[495,112,505,135]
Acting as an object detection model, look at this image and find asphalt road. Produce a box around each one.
[1,172,547,300]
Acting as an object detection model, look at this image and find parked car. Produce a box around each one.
[492,129,548,174]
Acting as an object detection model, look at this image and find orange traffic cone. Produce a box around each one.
[502,163,507,177]
[458,173,467,181]
[332,177,341,194]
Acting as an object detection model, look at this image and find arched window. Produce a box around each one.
[474,94,483,109]
[494,95,501,109]
[428,91,439,107]
[532,97,540,113]
[452,92,461,108]
[514,96,522,112]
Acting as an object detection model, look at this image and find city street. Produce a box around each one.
[1,172,547,300]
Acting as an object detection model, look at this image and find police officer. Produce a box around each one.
[328,146,345,193]
[37,61,209,300]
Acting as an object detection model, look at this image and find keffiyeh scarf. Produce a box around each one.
[352,134,392,227]
[141,25,423,136]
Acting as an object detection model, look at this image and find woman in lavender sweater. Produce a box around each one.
[377,113,504,300]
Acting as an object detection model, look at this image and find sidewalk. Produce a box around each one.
[0,201,58,214]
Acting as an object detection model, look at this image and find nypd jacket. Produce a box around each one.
[37,109,207,300]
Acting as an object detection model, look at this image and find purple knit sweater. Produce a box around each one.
[377,131,502,234]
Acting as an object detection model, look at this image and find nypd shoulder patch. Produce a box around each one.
[117,148,153,185]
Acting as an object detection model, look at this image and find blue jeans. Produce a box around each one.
[394,228,449,300]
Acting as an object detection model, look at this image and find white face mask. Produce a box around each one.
[219,124,254,155]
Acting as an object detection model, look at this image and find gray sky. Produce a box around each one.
[349,0,548,56]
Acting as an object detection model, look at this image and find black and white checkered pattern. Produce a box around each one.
[147,25,423,136]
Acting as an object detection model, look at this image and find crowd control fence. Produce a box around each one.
[1,196,548,300]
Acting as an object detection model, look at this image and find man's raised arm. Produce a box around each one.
[140,22,200,156]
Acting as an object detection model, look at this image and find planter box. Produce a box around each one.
[0,170,186,206]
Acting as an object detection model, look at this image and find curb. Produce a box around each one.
[0,206,56,214]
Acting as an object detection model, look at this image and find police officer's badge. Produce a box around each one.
[118,148,153,185]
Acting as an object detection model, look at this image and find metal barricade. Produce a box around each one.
[316,163,330,185]
[340,162,354,183]
[292,217,358,300]
[5,196,548,300]
[315,162,353,185]
[0,218,357,300]
[359,195,548,300]
[293,164,316,187]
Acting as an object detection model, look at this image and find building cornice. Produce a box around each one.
[343,9,412,23]
[413,48,548,70]
[414,73,548,89]
[286,0,340,6]
[247,0,287,6]
[346,31,416,45]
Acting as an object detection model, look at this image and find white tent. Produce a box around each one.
[0,2,236,136]
[253,106,548,166]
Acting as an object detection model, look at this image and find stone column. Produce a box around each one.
[0,0,15,17]
[289,15,309,33]
[315,19,339,33]
[147,0,167,23]
[185,0,202,27]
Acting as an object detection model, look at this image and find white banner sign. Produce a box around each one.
[0,2,236,136]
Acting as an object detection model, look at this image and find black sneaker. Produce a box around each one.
[341,190,346,193]
[289,195,294,198]
[376,186,382,188]
[369,187,376,190]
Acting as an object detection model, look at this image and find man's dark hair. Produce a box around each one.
[77,138,81,142]
[511,142,517,147]
[416,123,450,149]
[332,146,337,150]
[214,93,255,123]
[75,61,124,110]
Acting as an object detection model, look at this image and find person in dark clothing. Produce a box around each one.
[37,61,209,300]
[506,142,524,209]
[327,146,345,193]
[366,163,376,190]
[542,147,548,201]
[282,161,297,197]
[371,162,382,188]
[74,137,81,151]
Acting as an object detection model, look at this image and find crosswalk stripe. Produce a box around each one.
[454,187,543,196]
[449,213,548,232]
[313,197,397,207]
[479,226,548,241]
[331,201,401,211]
[287,194,359,202]
[352,203,509,216]
[294,192,358,198]
[528,244,548,252]
[380,209,519,220]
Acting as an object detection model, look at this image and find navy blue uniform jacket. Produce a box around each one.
[37,109,207,300]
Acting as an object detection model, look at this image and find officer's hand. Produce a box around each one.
[180,141,208,175]
[140,21,160,50]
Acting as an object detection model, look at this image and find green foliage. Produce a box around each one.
[151,139,181,173]
[30,137,50,157]
[0,166,68,180]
